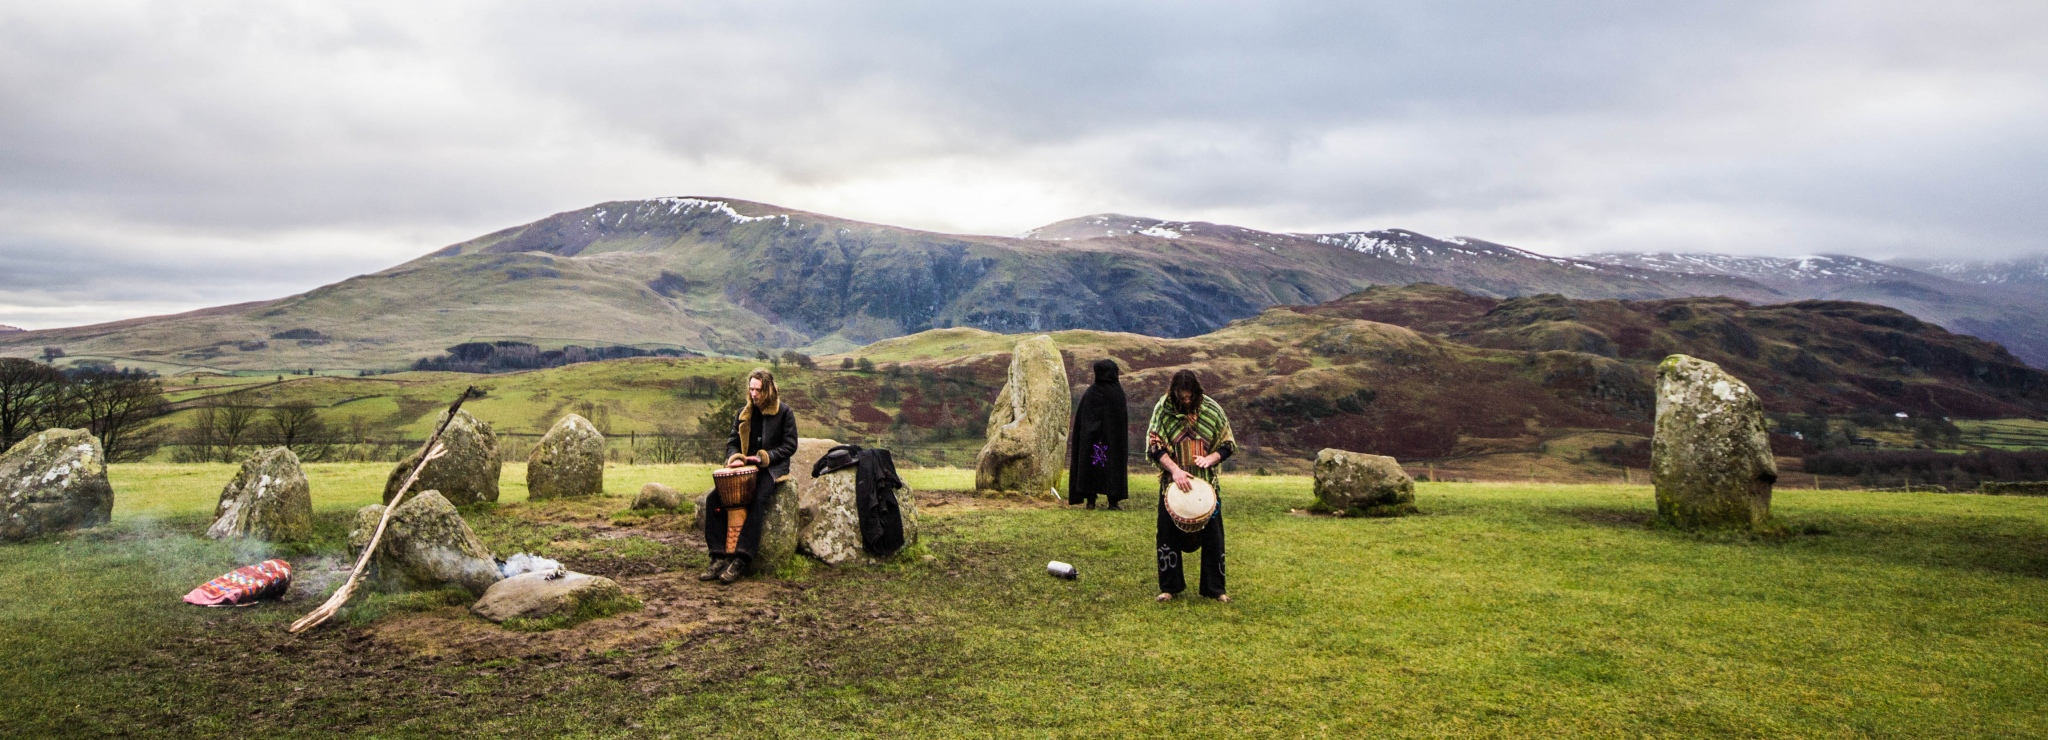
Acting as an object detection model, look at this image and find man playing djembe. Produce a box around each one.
[1147,369,1235,603]
[702,368,798,585]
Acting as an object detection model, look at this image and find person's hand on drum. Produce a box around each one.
[1192,452,1221,470]
[1170,465,1193,492]
[725,456,754,468]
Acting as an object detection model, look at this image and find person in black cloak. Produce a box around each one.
[1067,359,1129,510]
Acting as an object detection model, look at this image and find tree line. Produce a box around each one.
[0,358,168,462]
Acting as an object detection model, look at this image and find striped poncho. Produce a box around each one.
[1146,395,1237,490]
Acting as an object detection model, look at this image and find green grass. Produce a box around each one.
[1956,418,2048,451]
[4,465,2047,737]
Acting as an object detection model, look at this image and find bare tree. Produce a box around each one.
[173,403,220,462]
[64,367,166,462]
[0,358,67,449]
[265,403,332,461]
[216,405,258,462]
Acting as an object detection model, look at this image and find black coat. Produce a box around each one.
[726,403,798,481]
[1067,359,1129,503]
[812,445,908,556]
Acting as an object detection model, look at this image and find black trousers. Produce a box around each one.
[705,473,777,565]
[1156,495,1225,597]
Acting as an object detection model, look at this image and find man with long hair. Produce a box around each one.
[1145,369,1235,602]
[703,367,798,584]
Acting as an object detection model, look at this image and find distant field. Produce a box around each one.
[2,465,2045,736]
[1956,418,2048,451]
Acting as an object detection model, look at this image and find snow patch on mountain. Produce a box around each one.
[1586,253,1905,282]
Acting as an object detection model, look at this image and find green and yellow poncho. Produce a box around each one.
[1145,395,1237,491]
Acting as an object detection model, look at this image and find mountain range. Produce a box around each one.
[2,196,2043,370]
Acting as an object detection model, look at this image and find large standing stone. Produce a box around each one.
[800,467,920,565]
[527,414,605,500]
[1311,449,1418,517]
[348,490,502,596]
[206,447,313,542]
[383,409,500,505]
[471,570,632,624]
[0,428,113,542]
[1653,354,1777,529]
[974,335,1071,496]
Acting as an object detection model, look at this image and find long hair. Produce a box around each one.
[744,367,780,415]
[1167,369,1203,415]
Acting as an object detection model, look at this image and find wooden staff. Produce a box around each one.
[290,386,479,634]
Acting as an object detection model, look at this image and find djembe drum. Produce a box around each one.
[1165,477,1217,534]
[710,466,760,553]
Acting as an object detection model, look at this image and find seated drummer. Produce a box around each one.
[1147,369,1235,603]
[701,367,798,585]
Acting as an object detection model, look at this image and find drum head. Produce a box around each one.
[1165,477,1217,520]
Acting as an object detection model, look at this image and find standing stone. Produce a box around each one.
[632,482,684,511]
[383,409,500,506]
[206,447,313,542]
[0,428,114,542]
[527,414,606,500]
[348,490,502,596]
[974,335,1071,496]
[1653,354,1777,529]
[800,468,920,565]
[750,480,800,576]
[1311,449,1418,517]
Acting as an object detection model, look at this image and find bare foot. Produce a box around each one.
[1156,592,1173,602]
[1216,594,1232,603]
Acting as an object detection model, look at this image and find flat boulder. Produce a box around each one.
[1311,449,1418,517]
[0,428,114,542]
[349,490,502,596]
[632,482,685,511]
[974,335,1071,496]
[383,409,500,506]
[1653,354,1777,529]
[527,414,605,500]
[471,570,630,624]
[800,467,919,565]
[206,447,313,542]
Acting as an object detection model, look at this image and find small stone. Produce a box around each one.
[1311,449,1418,517]
[974,335,1071,495]
[527,414,605,500]
[471,570,630,623]
[631,482,684,511]
[206,447,314,543]
[349,490,502,596]
[0,428,114,542]
[1652,354,1777,530]
[383,409,500,506]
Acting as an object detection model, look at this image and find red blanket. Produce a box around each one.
[184,559,293,607]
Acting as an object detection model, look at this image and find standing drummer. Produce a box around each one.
[702,367,798,585]
[1146,369,1236,603]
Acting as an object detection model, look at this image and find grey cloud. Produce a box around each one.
[0,1,2044,328]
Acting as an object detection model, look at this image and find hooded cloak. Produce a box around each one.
[1067,359,1130,504]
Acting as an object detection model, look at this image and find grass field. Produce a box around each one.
[3,464,2047,737]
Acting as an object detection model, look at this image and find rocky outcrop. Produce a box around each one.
[1311,449,1418,517]
[349,490,502,596]
[206,447,313,542]
[632,482,685,511]
[383,410,500,506]
[0,428,114,542]
[799,468,920,565]
[974,335,1071,496]
[470,570,632,624]
[526,414,605,500]
[1652,354,1777,529]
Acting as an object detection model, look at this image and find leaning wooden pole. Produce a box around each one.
[290,386,478,634]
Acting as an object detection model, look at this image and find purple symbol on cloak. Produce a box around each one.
[1091,443,1109,467]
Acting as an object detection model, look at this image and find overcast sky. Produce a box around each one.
[2,1,2044,329]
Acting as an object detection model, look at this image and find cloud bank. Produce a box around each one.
[2,1,2043,328]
